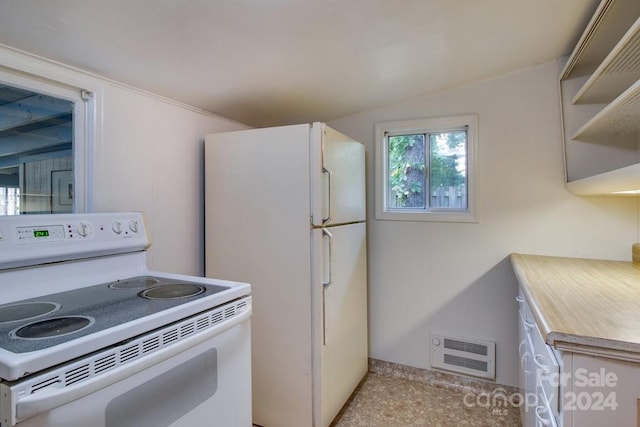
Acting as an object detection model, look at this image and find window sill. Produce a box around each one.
[375,209,478,223]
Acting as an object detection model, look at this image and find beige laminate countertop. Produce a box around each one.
[510,253,640,360]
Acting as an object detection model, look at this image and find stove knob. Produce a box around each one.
[77,223,89,237]
[112,220,122,234]
[129,220,139,233]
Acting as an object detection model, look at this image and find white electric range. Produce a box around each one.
[0,212,251,427]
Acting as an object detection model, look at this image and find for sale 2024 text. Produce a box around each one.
[542,367,618,411]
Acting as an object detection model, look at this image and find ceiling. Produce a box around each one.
[0,83,73,172]
[0,0,598,127]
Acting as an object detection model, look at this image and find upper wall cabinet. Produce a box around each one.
[560,0,640,195]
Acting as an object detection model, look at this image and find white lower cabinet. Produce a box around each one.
[517,289,560,427]
[518,288,640,427]
[563,354,640,427]
[517,294,536,426]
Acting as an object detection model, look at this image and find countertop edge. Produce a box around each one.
[554,338,640,363]
[509,254,554,342]
[510,253,640,361]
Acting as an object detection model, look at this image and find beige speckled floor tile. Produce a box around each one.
[331,372,522,427]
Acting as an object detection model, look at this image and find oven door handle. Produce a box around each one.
[6,309,251,426]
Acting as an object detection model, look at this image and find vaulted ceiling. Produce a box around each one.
[0,0,598,127]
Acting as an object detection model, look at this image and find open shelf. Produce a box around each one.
[570,78,640,143]
[561,0,640,80]
[567,162,640,195]
[572,16,640,104]
[560,0,640,195]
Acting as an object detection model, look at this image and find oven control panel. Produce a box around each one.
[16,223,95,243]
[0,212,150,269]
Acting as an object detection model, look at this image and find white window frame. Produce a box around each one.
[375,114,478,223]
[0,68,92,213]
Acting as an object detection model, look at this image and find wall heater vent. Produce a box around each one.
[431,334,495,380]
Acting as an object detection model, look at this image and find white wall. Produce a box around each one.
[329,60,639,387]
[0,45,248,275]
[93,84,249,274]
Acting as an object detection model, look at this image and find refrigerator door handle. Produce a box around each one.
[322,285,327,346]
[321,228,333,288]
[321,227,333,346]
[322,228,333,345]
[322,166,332,224]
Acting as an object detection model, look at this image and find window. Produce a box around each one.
[375,115,478,222]
[0,70,90,215]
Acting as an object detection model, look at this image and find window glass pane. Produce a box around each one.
[0,185,20,215]
[387,134,425,209]
[0,83,74,215]
[429,131,467,209]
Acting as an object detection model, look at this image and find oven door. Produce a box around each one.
[1,299,251,427]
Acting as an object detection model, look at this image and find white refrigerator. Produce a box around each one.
[204,123,368,427]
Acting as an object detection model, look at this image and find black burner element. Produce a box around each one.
[12,316,94,339]
[0,302,59,323]
[108,276,161,289]
[139,284,206,300]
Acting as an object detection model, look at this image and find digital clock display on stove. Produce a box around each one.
[16,225,64,243]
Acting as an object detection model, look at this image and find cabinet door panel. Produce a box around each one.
[569,354,640,426]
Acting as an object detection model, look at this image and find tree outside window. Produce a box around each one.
[388,130,467,210]
[375,115,478,223]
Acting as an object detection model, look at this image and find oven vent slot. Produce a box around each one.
[15,297,250,398]
[120,344,140,363]
[196,317,210,330]
[65,364,90,386]
[180,323,195,337]
[94,354,117,373]
[142,336,161,353]
[30,375,60,393]
[162,329,179,344]
[211,311,224,325]
[224,306,235,318]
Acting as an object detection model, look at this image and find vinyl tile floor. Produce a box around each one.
[331,372,522,427]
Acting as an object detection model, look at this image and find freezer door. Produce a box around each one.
[312,222,368,427]
[311,124,366,227]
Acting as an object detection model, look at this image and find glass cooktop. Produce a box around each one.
[0,276,229,354]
